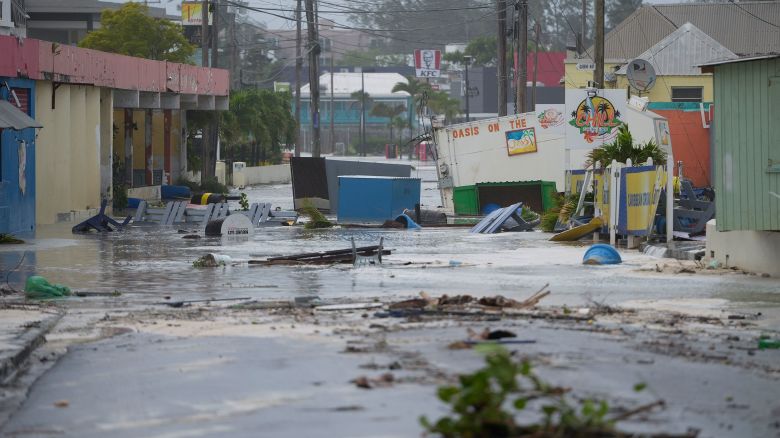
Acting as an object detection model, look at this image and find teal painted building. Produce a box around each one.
[703,55,780,232]
[298,72,416,151]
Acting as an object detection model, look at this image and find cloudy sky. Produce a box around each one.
[116,0,689,31]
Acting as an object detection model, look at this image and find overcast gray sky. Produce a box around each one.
[116,0,689,31]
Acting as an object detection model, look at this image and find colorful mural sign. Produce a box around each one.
[564,89,627,149]
[505,127,537,156]
[654,119,671,151]
[538,107,564,129]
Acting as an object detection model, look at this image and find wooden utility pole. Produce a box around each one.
[305,0,321,157]
[200,0,210,181]
[294,0,302,157]
[330,54,335,154]
[208,0,220,180]
[497,0,507,116]
[594,0,604,88]
[201,1,209,67]
[230,9,238,89]
[580,0,587,55]
[531,21,540,110]
[515,0,527,114]
[360,70,366,157]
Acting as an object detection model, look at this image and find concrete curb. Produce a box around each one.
[0,310,64,385]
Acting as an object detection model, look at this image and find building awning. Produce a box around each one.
[0,99,43,130]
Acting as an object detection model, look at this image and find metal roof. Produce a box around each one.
[698,53,780,67]
[616,23,738,76]
[301,73,411,99]
[0,100,43,130]
[591,2,780,61]
[25,0,172,18]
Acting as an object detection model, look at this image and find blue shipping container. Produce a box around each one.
[337,176,421,223]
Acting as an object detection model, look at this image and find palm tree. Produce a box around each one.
[428,91,461,123]
[371,102,406,142]
[391,76,431,110]
[392,76,432,140]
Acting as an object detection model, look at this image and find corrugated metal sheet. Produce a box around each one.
[616,23,737,76]
[0,35,229,96]
[0,100,42,130]
[712,57,780,231]
[599,2,780,61]
[301,73,410,98]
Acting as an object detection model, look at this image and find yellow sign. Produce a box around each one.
[623,166,666,235]
[505,127,538,156]
[182,2,212,26]
[569,171,586,195]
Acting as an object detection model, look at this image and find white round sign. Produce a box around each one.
[626,59,656,92]
[220,214,254,237]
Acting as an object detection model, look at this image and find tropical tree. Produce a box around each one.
[392,76,432,114]
[79,3,194,63]
[428,91,462,123]
[221,89,296,165]
[585,124,667,168]
[371,102,406,142]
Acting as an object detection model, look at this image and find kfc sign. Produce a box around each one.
[414,49,441,78]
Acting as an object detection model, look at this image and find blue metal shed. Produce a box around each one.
[0,78,40,236]
[337,176,421,223]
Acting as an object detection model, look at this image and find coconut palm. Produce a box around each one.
[391,76,432,110]
[428,91,461,123]
[371,102,406,142]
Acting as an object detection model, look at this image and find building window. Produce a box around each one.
[671,87,703,102]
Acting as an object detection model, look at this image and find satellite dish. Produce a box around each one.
[626,59,656,92]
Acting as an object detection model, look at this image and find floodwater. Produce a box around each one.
[0,164,778,320]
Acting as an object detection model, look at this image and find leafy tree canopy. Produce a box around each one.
[79,3,194,63]
[221,89,296,165]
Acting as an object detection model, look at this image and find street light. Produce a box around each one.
[463,55,473,122]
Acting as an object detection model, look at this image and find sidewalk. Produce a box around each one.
[0,303,63,385]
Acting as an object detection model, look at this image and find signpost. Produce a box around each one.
[414,49,441,78]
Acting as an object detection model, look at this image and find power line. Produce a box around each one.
[235,2,494,14]
[225,0,496,33]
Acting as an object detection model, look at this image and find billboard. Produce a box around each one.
[414,49,441,78]
[182,2,212,26]
[564,89,627,149]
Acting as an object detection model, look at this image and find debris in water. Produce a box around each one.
[193,253,232,268]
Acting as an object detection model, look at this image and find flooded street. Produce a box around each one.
[2,166,778,314]
[1,165,779,438]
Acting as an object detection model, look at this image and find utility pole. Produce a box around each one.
[209,0,220,180]
[305,0,321,157]
[580,0,587,56]
[200,0,210,182]
[497,0,507,116]
[515,0,527,114]
[594,0,604,88]
[201,1,209,67]
[360,70,366,157]
[330,54,335,155]
[464,56,472,122]
[531,21,540,110]
[230,9,238,90]
[294,0,302,157]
